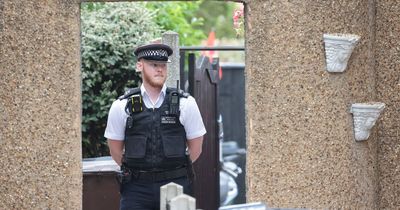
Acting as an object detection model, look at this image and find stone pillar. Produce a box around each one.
[0,1,82,209]
[246,0,378,209]
[162,31,180,88]
[376,1,400,209]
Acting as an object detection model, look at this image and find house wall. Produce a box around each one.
[0,1,82,209]
[245,0,379,208]
[375,1,400,209]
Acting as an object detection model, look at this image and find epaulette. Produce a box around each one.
[166,87,190,98]
[118,88,141,100]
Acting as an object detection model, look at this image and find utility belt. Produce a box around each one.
[117,166,191,184]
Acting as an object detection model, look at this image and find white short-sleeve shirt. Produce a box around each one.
[104,84,206,141]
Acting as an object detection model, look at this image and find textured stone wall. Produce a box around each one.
[376,1,400,209]
[245,0,380,208]
[0,1,82,209]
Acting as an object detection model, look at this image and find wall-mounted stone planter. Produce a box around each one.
[323,33,360,73]
[350,103,385,141]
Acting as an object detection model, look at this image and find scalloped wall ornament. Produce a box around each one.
[350,102,385,141]
[323,33,360,73]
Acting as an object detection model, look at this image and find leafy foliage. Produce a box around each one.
[81,2,106,12]
[81,3,161,157]
[145,2,206,46]
[195,1,238,39]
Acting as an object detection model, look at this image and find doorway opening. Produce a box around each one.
[80,2,246,210]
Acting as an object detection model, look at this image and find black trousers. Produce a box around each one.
[119,176,192,210]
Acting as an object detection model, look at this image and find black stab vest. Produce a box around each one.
[121,88,188,170]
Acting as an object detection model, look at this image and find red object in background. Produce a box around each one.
[202,31,217,62]
[202,31,223,80]
[206,31,215,58]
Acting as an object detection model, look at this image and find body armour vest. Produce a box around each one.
[120,88,189,170]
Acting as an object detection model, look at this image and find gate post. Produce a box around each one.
[160,182,183,210]
[162,31,180,87]
[169,194,196,210]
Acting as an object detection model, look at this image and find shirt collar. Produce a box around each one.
[140,84,167,98]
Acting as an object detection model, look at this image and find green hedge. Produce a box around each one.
[81,3,161,157]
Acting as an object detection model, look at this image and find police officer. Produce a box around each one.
[104,43,206,210]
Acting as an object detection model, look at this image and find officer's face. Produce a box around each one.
[137,59,167,88]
